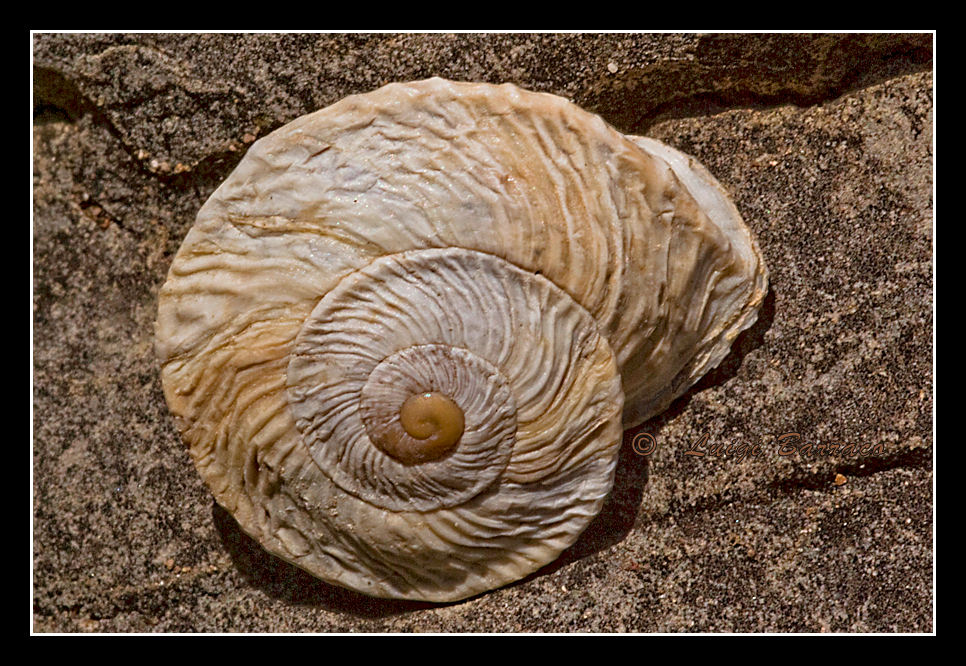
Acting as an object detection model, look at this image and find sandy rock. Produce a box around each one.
[32,32,933,633]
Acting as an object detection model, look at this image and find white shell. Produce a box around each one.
[155,78,768,602]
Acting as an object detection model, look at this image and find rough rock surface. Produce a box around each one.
[32,32,933,633]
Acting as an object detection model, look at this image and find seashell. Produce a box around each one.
[155,78,768,602]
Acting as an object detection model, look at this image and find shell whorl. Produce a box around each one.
[286,246,622,514]
[155,78,768,601]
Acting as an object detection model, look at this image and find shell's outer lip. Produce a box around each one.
[630,136,768,295]
[620,135,770,428]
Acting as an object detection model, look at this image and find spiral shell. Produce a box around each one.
[155,78,768,602]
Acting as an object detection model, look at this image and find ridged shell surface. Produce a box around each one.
[155,78,768,601]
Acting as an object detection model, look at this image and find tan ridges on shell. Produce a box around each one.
[155,77,768,601]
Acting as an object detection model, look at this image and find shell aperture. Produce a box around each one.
[155,78,768,602]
